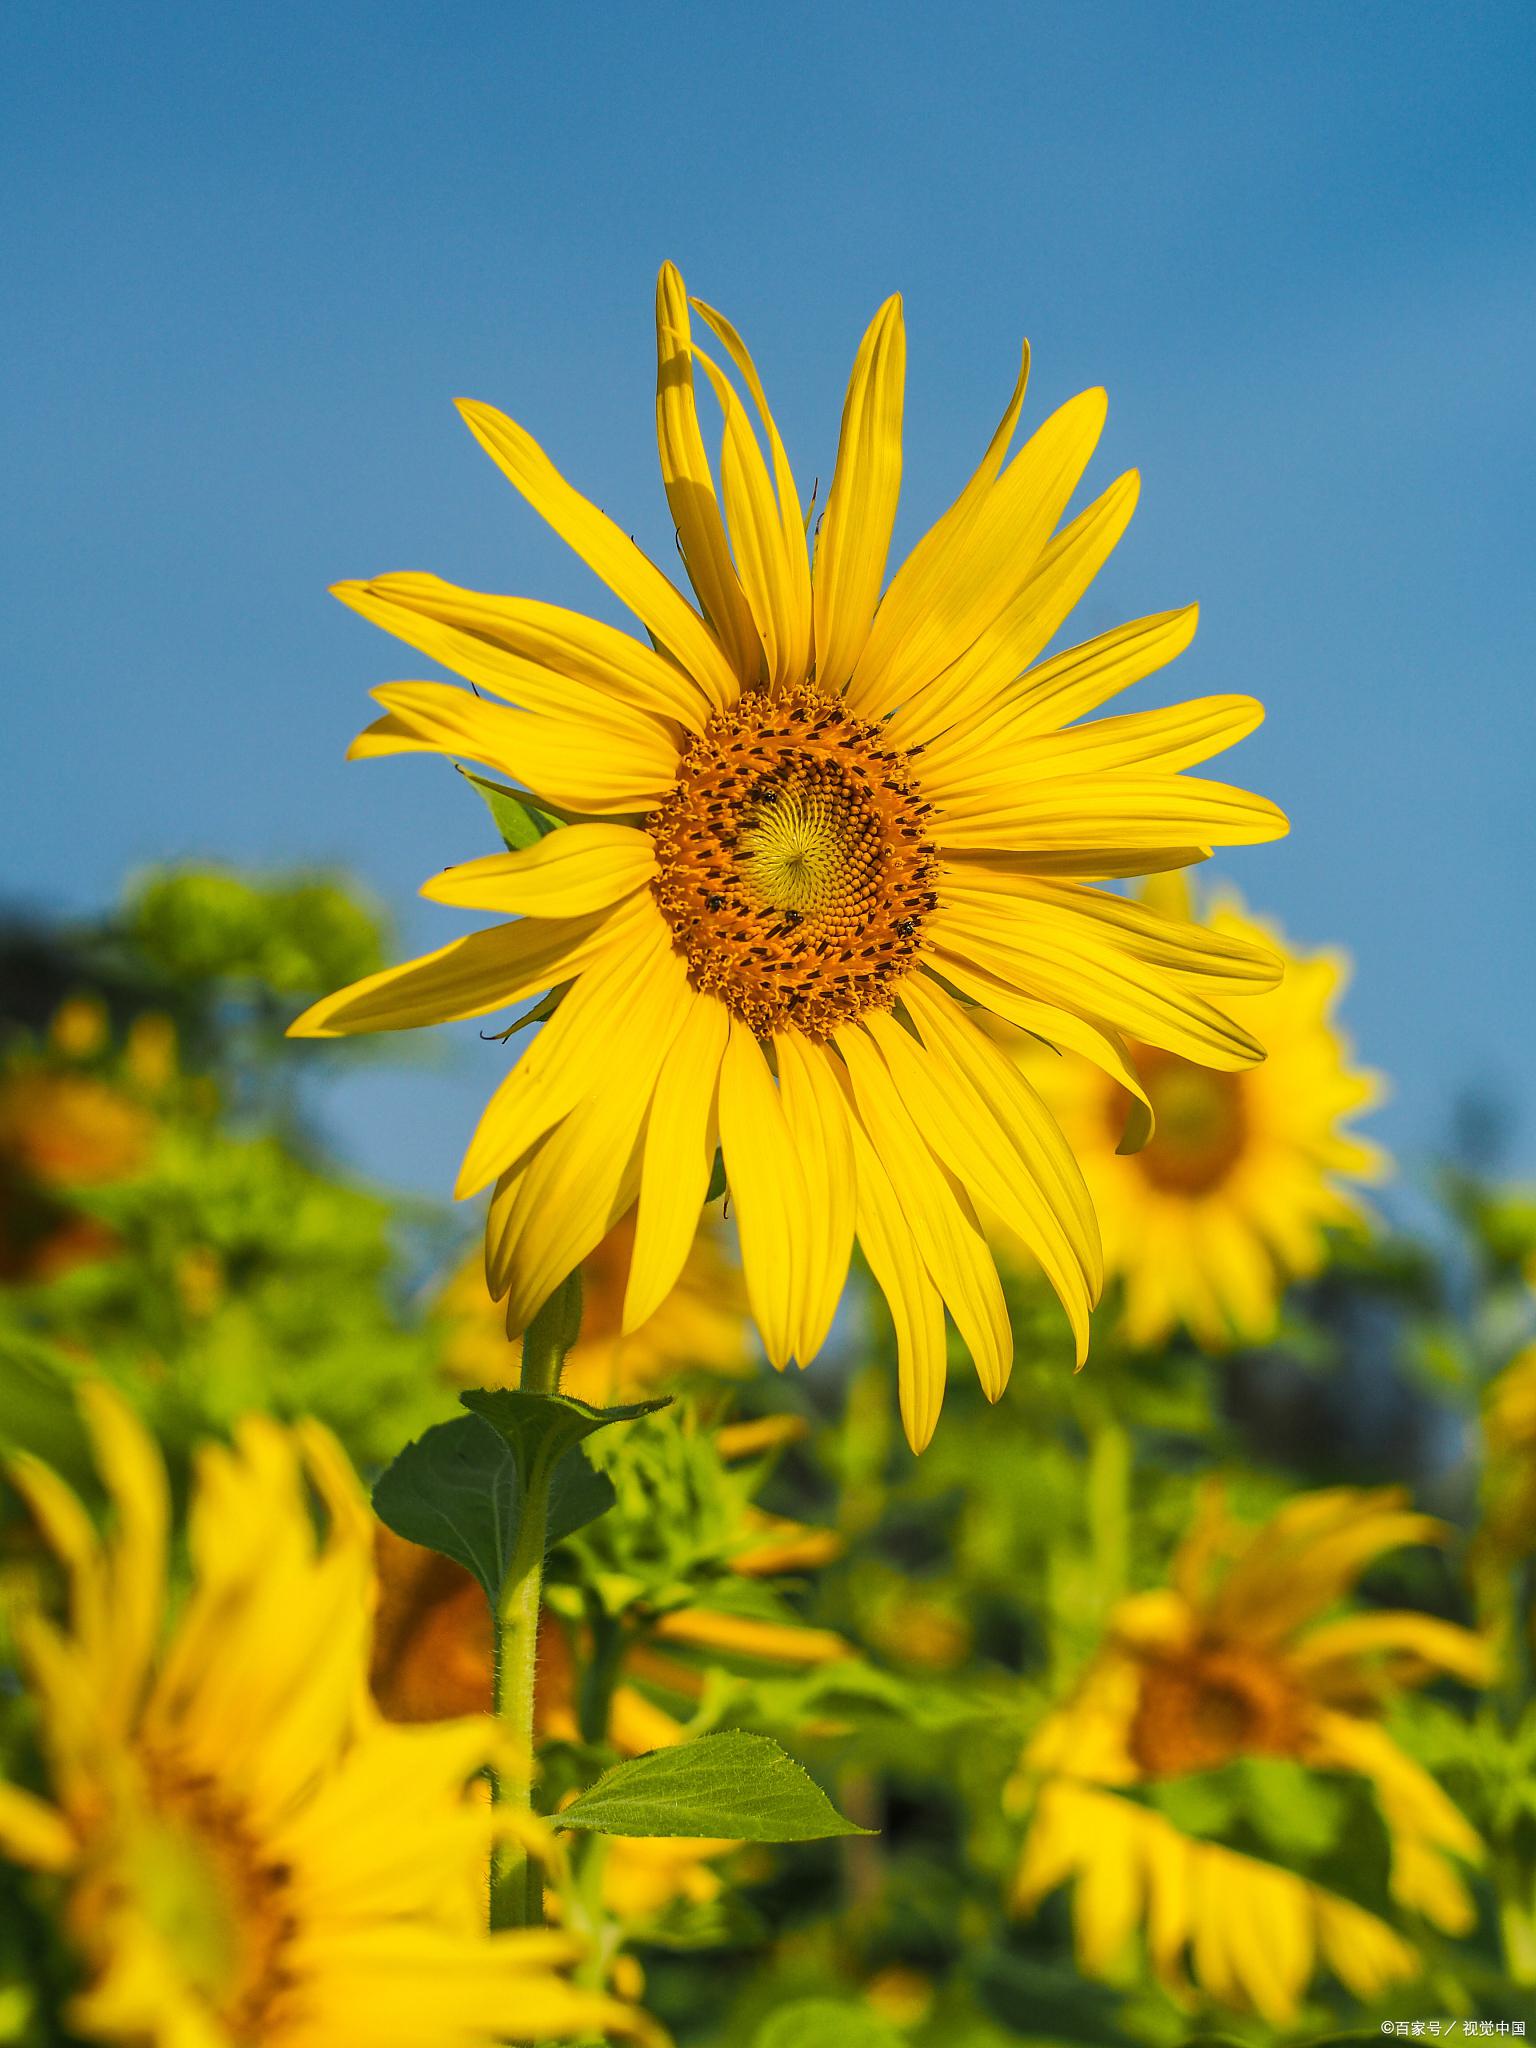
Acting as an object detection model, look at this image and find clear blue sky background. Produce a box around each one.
[3,1,1532,1201]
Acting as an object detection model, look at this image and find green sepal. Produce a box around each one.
[372,1412,616,1605]
[456,766,559,852]
[705,1147,728,1204]
[553,1730,871,1843]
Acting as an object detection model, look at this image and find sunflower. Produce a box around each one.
[1007,874,1384,1349]
[290,263,1288,1449]
[0,1012,157,1283]
[0,1385,642,2046]
[436,1210,751,1406]
[1011,1484,1491,2021]
[1015,1777,1418,2024]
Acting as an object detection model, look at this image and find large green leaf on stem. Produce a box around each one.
[372,1413,614,1604]
[553,1730,870,1842]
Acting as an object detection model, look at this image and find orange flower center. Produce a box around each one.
[131,1761,296,2039]
[1124,1049,1248,1196]
[648,683,937,1038]
[1129,1642,1303,1776]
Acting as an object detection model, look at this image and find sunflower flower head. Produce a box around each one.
[0,1386,644,2046]
[292,263,1289,1449]
[1010,873,1386,1349]
[1012,1483,1493,2022]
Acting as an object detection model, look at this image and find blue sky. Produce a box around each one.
[3,1,1532,1200]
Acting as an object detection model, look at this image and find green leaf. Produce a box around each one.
[752,2003,903,2048]
[456,766,559,852]
[554,1730,870,1842]
[372,1414,616,1604]
[460,1387,670,1488]
[705,1147,728,1204]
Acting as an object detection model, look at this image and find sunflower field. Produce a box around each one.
[3,271,1534,2048]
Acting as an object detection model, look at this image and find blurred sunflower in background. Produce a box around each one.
[291,261,1290,1449]
[0,1385,643,2046]
[1011,874,1384,1349]
[0,1000,168,1285]
[437,1210,751,1406]
[1011,1483,1491,2023]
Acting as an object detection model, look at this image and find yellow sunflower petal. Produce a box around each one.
[655,263,762,684]
[716,1024,810,1371]
[926,893,1267,1070]
[288,901,639,1039]
[624,991,730,1332]
[358,570,716,730]
[773,1034,857,1362]
[849,385,1107,720]
[864,1002,1095,1360]
[487,945,693,1333]
[332,580,678,744]
[690,340,803,689]
[887,468,1140,750]
[812,295,905,691]
[932,770,1290,852]
[455,913,674,1199]
[843,1112,949,1453]
[924,697,1264,806]
[689,294,812,680]
[0,1783,75,1871]
[843,341,1031,717]
[456,396,740,710]
[924,955,1157,1151]
[837,1022,1013,1399]
[367,680,679,814]
[78,1383,168,1717]
[421,825,657,918]
[1289,1610,1495,1688]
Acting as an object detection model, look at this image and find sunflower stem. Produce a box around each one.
[491,1268,583,1932]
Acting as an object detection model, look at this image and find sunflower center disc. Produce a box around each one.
[648,683,938,1039]
[1125,1049,1249,1195]
[1129,1644,1302,1775]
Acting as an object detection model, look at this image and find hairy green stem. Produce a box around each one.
[490,1269,582,1931]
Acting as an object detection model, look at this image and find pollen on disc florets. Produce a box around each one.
[648,682,939,1039]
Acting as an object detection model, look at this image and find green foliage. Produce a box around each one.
[126,867,383,996]
[372,1413,615,1603]
[556,1732,870,1843]
[456,767,560,851]
[751,2001,904,2048]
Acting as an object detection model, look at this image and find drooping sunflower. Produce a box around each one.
[1010,1484,1491,2022]
[290,263,1288,1449]
[0,1385,643,2047]
[1008,874,1384,1349]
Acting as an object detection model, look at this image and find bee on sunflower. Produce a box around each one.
[1007,873,1385,1350]
[1010,1483,1492,2024]
[0,1385,646,2047]
[291,263,1287,1449]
